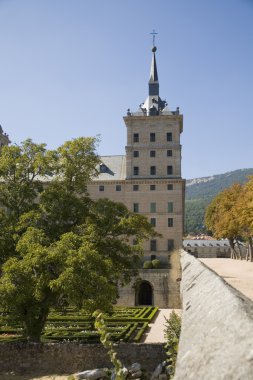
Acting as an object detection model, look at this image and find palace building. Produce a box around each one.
[0,126,11,148]
[1,45,185,308]
[87,45,185,308]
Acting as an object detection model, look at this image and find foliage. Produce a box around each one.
[205,178,253,261]
[185,168,253,234]
[205,184,243,258]
[151,259,160,268]
[0,138,156,342]
[164,311,181,379]
[93,310,126,380]
[143,261,153,269]
[0,306,158,343]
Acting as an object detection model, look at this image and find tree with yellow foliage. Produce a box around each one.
[205,184,243,259]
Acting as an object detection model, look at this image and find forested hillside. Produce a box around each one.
[185,168,253,234]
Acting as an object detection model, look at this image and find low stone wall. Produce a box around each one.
[0,342,165,375]
[174,250,253,380]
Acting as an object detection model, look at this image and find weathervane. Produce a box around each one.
[150,29,158,47]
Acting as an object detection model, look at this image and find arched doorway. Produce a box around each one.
[136,281,153,305]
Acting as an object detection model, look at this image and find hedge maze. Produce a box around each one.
[0,306,158,343]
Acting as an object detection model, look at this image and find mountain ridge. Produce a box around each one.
[185,168,253,234]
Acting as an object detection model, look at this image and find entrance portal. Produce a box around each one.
[136,281,153,305]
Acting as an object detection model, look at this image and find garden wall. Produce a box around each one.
[174,250,253,380]
[0,342,165,375]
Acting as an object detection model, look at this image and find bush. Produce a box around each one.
[152,259,161,268]
[143,261,153,269]
[164,310,181,379]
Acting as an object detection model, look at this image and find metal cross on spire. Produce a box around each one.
[150,29,158,47]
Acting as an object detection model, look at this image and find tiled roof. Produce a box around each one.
[93,155,126,181]
[183,239,231,247]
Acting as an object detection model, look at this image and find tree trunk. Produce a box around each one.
[248,237,253,262]
[23,304,50,342]
[228,238,237,260]
[235,239,242,260]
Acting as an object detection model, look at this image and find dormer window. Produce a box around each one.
[100,164,108,173]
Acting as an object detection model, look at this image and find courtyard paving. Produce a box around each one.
[199,258,253,301]
[142,308,181,343]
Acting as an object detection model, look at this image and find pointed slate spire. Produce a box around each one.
[149,46,159,83]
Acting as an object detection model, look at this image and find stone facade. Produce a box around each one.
[0,125,10,148]
[87,46,184,308]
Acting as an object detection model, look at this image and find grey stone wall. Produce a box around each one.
[0,342,165,375]
[174,250,253,380]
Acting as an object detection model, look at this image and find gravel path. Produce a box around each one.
[199,258,253,301]
[143,308,181,343]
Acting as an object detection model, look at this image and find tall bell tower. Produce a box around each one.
[123,43,185,307]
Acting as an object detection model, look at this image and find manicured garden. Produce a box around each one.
[0,306,158,343]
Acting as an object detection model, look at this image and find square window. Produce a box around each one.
[99,185,104,192]
[167,184,173,190]
[168,218,173,227]
[133,150,139,157]
[167,132,172,142]
[150,202,156,213]
[133,133,139,142]
[116,185,121,191]
[150,239,157,251]
[133,203,139,213]
[150,217,156,227]
[167,202,173,213]
[150,150,156,157]
[167,166,173,175]
[150,184,156,191]
[168,239,174,251]
[133,166,139,176]
[150,166,156,175]
[167,150,172,157]
[150,133,156,142]
[133,184,139,191]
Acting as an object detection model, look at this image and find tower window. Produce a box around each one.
[167,184,173,190]
[168,218,173,227]
[150,133,156,142]
[150,218,156,227]
[133,150,139,157]
[133,133,139,142]
[150,166,156,175]
[167,202,173,213]
[167,132,172,142]
[116,185,121,191]
[133,184,139,191]
[133,203,139,213]
[150,239,157,251]
[167,166,173,175]
[99,185,104,192]
[167,150,172,157]
[168,239,174,251]
[150,202,156,213]
[133,166,139,176]
[150,184,156,191]
[150,150,156,157]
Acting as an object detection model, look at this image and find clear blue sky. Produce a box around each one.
[0,0,252,179]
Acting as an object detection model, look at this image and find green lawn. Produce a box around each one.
[0,306,158,343]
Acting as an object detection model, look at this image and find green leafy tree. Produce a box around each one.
[0,137,156,341]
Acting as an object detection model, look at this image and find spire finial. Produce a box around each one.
[150,29,158,49]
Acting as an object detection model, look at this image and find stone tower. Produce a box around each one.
[0,125,11,148]
[87,44,185,308]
